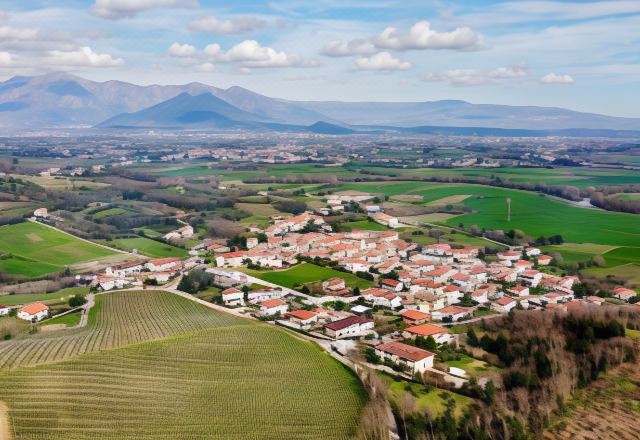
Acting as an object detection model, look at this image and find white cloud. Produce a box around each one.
[353,52,411,71]
[168,42,197,58]
[375,21,482,51]
[91,0,199,20]
[196,62,215,72]
[224,40,305,67]
[203,43,222,58]
[540,73,575,84]
[422,64,527,86]
[0,51,13,67]
[44,46,124,67]
[320,38,377,57]
[189,15,266,34]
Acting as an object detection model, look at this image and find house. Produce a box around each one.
[612,287,637,302]
[324,316,374,339]
[163,225,194,241]
[374,341,435,374]
[370,212,399,228]
[537,255,553,266]
[17,303,49,322]
[497,251,521,264]
[585,296,605,306]
[362,288,403,309]
[259,299,288,316]
[403,323,454,345]
[33,207,48,218]
[247,288,286,303]
[286,310,318,327]
[401,309,430,325]
[342,258,372,273]
[322,277,347,292]
[221,288,245,306]
[246,237,259,249]
[215,251,246,268]
[381,278,403,292]
[431,305,471,322]
[525,247,541,257]
[519,269,543,287]
[0,306,11,316]
[508,285,530,297]
[105,260,146,278]
[146,272,172,284]
[146,257,181,272]
[350,305,371,315]
[492,297,517,313]
[96,275,126,291]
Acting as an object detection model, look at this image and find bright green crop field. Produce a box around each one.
[243,262,373,290]
[0,222,118,277]
[0,291,365,439]
[109,237,188,258]
[336,182,640,248]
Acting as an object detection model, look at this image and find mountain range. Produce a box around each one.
[1,72,639,135]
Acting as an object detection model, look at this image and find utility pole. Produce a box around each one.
[506,198,511,222]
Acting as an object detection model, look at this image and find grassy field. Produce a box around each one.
[381,373,472,418]
[109,237,188,258]
[611,193,640,202]
[0,222,119,277]
[343,219,391,231]
[41,310,82,327]
[243,262,373,290]
[336,181,640,248]
[444,353,499,375]
[0,287,89,307]
[92,207,126,219]
[0,290,365,439]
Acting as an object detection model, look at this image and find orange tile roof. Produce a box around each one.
[20,303,48,315]
[375,341,434,362]
[405,323,448,337]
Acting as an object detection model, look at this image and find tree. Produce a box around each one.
[68,295,87,308]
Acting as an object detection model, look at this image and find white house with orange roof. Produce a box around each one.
[403,323,454,345]
[146,257,181,272]
[536,255,553,266]
[221,288,245,306]
[215,251,246,268]
[286,310,318,327]
[259,299,288,316]
[431,305,472,322]
[492,297,517,313]
[612,287,637,302]
[374,341,435,374]
[18,303,49,322]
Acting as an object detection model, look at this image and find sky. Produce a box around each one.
[0,0,639,117]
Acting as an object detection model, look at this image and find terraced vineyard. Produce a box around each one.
[0,291,365,439]
[0,290,241,369]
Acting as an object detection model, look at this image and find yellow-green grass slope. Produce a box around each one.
[0,290,364,439]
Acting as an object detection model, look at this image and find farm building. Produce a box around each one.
[286,310,318,327]
[33,207,48,218]
[401,309,430,325]
[17,303,49,322]
[221,288,245,306]
[0,306,11,316]
[146,257,181,272]
[215,251,246,268]
[430,305,471,322]
[106,260,146,278]
[374,341,435,374]
[403,323,454,345]
[492,297,517,313]
[324,316,374,339]
[612,287,637,302]
[369,212,399,228]
[259,299,288,316]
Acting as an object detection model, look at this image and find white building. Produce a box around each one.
[259,299,288,316]
[374,341,435,374]
[324,316,374,339]
[221,288,245,306]
[17,303,49,322]
[492,297,517,313]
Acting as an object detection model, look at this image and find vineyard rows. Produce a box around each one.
[0,290,242,369]
[0,314,364,439]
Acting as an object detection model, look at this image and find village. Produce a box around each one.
[6,202,639,387]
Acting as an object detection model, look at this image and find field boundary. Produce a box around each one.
[0,402,13,440]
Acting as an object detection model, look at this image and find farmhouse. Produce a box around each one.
[381,278,403,292]
[259,299,288,316]
[163,225,194,241]
[324,316,374,339]
[612,287,637,302]
[492,297,517,313]
[430,305,471,322]
[537,255,552,266]
[146,257,181,272]
[33,207,48,218]
[370,212,399,228]
[221,288,245,306]
[106,260,146,278]
[401,309,430,325]
[0,306,11,316]
[215,251,246,268]
[96,275,126,291]
[374,341,435,374]
[286,310,318,327]
[247,288,286,303]
[403,323,454,345]
[18,303,49,322]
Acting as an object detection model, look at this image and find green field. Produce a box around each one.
[381,373,472,418]
[343,219,391,231]
[42,309,82,327]
[244,262,373,290]
[444,353,499,375]
[336,182,640,248]
[0,287,89,307]
[0,290,364,439]
[612,193,640,202]
[110,237,188,258]
[92,207,126,219]
[0,222,119,277]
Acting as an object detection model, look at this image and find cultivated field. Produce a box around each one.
[0,290,365,439]
[245,262,373,290]
[109,237,188,258]
[0,222,119,277]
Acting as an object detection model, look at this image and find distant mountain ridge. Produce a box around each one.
[1,72,639,133]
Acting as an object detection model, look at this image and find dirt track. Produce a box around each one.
[0,402,12,440]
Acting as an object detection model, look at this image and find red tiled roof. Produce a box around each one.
[375,341,434,362]
[20,303,48,315]
[401,310,430,321]
[286,310,317,320]
[261,299,286,308]
[405,323,448,337]
[324,315,372,331]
